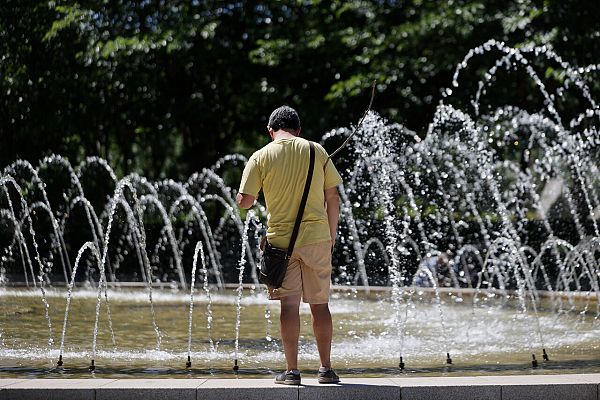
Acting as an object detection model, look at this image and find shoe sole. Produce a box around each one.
[275,380,301,385]
[318,378,340,384]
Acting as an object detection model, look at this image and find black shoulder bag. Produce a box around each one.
[259,142,316,288]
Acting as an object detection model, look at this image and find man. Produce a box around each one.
[414,253,450,288]
[236,106,342,385]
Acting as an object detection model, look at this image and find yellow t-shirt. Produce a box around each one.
[239,137,343,249]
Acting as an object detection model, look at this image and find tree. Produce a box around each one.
[1,0,598,179]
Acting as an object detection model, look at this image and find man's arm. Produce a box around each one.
[324,186,340,246]
[236,193,256,209]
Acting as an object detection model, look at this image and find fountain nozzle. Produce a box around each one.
[399,356,405,370]
[89,359,96,371]
[531,354,538,368]
[446,352,452,365]
[57,354,63,367]
[542,348,549,361]
[186,355,192,369]
[233,359,239,372]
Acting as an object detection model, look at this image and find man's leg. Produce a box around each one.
[310,303,332,369]
[280,294,302,371]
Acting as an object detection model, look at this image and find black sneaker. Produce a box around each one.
[275,370,301,385]
[317,368,340,384]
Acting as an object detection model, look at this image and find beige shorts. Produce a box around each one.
[268,240,333,304]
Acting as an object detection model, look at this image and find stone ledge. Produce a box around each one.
[299,378,400,400]
[0,374,598,400]
[198,378,297,400]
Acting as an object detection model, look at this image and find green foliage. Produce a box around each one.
[1,0,598,179]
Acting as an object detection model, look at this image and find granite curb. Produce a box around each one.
[0,374,598,400]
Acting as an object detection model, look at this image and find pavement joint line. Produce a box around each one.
[96,379,120,388]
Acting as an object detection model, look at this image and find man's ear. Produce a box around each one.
[267,126,274,139]
[296,127,301,137]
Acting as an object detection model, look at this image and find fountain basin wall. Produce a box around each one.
[1,375,600,400]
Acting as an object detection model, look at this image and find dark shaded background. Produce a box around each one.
[1,0,598,178]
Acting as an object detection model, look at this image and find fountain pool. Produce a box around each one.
[1,286,599,378]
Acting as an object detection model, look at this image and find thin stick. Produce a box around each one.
[324,80,376,170]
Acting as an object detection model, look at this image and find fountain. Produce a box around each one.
[0,40,599,378]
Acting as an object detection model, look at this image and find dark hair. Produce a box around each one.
[268,106,301,131]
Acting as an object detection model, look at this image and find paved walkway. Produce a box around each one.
[1,374,599,399]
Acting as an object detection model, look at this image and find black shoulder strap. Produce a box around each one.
[287,141,315,258]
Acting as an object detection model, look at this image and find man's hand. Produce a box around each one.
[236,193,256,209]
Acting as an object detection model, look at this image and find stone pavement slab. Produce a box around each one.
[476,373,600,399]
[299,378,400,400]
[477,373,600,384]
[0,379,27,387]
[97,378,206,400]
[197,378,298,400]
[391,376,500,400]
[0,379,117,400]
[501,383,598,400]
[390,376,494,386]
[402,385,500,400]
